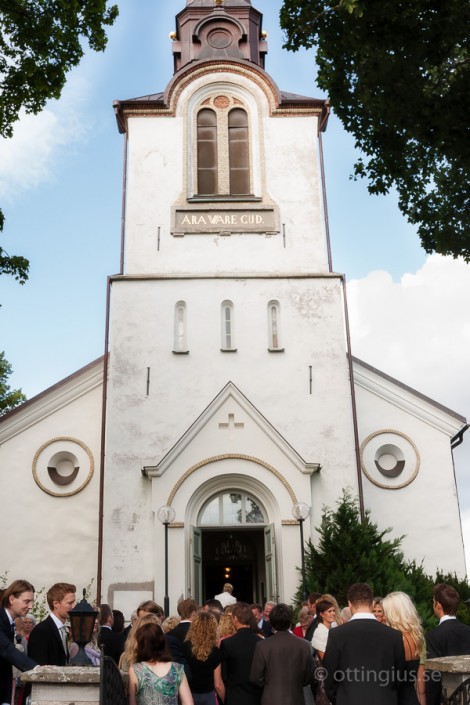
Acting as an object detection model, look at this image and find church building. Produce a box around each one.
[0,0,467,614]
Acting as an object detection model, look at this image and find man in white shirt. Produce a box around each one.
[214,583,237,609]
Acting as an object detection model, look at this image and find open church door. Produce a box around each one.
[264,524,278,602]
[191,526,202,604]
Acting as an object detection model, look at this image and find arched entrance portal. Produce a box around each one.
[192,490,277,605]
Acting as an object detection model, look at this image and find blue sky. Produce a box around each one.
[1,0,469,565]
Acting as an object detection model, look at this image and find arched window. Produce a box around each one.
[197,109,218,195]
[228,108,250,195]
[173,301,188,353]
[221,300,235,351]
[199,491,266,526]
[267,300,283,351]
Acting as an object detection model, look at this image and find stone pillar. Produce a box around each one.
[21,666,101,705]
[426,655,470,700]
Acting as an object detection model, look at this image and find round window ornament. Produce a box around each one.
[207,29,232,50]
[33,437,94,497]
[360,430,420,490]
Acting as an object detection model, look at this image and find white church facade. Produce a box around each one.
[0,0,467,614]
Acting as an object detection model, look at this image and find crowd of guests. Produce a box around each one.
[1,579,470,705]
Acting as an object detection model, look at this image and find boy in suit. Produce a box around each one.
[221,601,261,705]
[426,583,470,705]
[28,582,76,666]
[0,580,37,705]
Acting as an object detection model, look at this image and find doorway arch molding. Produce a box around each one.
[166,453,298,507]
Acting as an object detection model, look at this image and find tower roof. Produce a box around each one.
[171,0,267,73]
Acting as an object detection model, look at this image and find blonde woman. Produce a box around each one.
[372,597,385,623]
[120,614,161,672]
[183,612,225,705]
[217,611,236,644]
[382,591,426,705]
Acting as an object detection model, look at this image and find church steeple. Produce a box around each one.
[171,0,268,74]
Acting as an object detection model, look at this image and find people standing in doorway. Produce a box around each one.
[28,582,76,666]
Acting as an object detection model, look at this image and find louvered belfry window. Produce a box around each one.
[197,109,218,195]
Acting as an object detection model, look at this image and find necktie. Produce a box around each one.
[60,625,68,652]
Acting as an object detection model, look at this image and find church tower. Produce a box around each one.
[104,0,360,609]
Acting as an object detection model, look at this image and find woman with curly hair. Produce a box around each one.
[217,612,236,644]
[183,612,225,704]
[382,591,426,705]
[128,621,193,705]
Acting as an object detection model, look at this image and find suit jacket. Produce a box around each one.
[28,615,68,667]
[0,609,36,704]
[221,628,262,705]
[98,627,125,665]
[426,618,470,705]
[305,616,319,643]
[250,630,312,705]
[323,617,405,705]
[258,619,273,638]
[167,620,191,643]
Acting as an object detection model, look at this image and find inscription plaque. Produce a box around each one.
[172,207,279,235]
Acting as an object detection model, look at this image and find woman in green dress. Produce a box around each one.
[128,622,193,705]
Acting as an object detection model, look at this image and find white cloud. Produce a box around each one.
[0,73,92,202]
[348,255,470,415]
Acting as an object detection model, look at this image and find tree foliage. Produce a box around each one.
[0,351,26,415]
[280,0,470,260]
[297,491,470,630]
[0,0,118,282]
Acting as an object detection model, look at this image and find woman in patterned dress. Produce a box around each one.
[128,622,193,705]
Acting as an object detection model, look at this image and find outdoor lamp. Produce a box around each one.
[68,589,99,666]
[292,502,311,602]
[157,505,176,617]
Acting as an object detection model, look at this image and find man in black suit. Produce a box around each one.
[28,582,76,666]
[220,602,261,705]
[0,580,37,705]
[323,583,405,705]
[98,604,125,665]
[426,583,470,705]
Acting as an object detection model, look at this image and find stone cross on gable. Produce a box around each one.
[218,413,244,440]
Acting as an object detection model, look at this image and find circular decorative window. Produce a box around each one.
[32,437,94,497]
[207,29,233,50]
[360,430,420,490]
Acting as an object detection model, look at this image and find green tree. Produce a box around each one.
[297,491,469,630]
[0,0,119,281]
[280,0,470,260]
[0,351,26,415]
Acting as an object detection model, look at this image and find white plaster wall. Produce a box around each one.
[0,375,102,593]
[123,73,328,276]
[355,382,466,576]
[102,274,359,602]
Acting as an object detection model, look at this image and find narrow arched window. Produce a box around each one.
[228,108,250,195]
[221,300,235,351]
[173,301,188,353]
[197,109,218,195]
[268,300,283,351]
